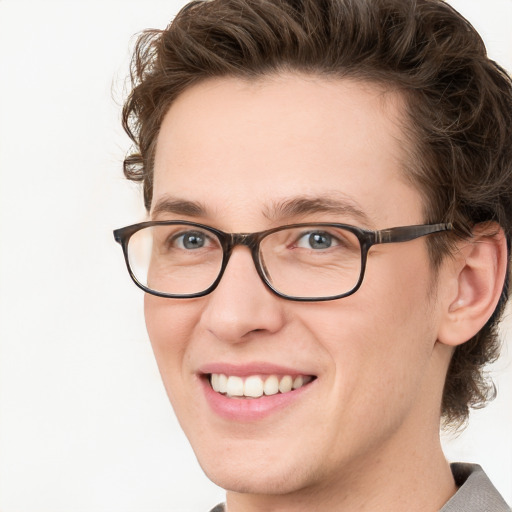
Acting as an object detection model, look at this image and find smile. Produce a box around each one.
[209,373,314,398]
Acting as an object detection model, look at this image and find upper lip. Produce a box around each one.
[199,362,316,377]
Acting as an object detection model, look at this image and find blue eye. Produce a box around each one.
[296,231,336,250]
[175,231,207,250]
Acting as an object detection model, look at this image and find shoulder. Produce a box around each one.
[441,463,511,512]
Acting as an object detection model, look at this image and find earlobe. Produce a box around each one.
[437,223,508,347]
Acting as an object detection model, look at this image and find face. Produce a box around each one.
[145,74,448,497]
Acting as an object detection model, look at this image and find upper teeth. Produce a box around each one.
[210,374,312,398]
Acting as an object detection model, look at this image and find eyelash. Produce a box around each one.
[171,230,215,250]
[291,230,350,251]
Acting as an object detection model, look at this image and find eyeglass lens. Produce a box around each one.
[126,223,363,298]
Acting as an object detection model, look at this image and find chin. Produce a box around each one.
[188,432,328,497]
[200,460,314,496]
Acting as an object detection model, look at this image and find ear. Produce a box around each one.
[437,222,508,347]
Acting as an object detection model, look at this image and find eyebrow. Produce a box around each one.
[151,193,372,226]
[151,196,208,219]
[263,195,373,226]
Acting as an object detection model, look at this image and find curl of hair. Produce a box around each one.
[122,0,512,427]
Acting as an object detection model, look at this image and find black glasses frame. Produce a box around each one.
[113,220,453,302]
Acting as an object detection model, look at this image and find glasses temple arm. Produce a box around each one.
[376,223,453,244]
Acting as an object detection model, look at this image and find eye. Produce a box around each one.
[296,231,337,250]
[174,230,209,250]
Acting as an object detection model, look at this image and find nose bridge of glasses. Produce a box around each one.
[229,232,260,251]
[223,232,264,277]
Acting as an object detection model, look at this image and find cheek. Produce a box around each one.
[143,295,200,391]
[359,251,437,363]
[310,253,438,428]
[144,294,199,342]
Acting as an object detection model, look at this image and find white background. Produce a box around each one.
[0,1,511,511]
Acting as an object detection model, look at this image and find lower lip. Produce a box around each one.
[200,377,314,422]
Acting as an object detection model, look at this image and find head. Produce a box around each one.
[123,0,512,426]
[119,0,512,499]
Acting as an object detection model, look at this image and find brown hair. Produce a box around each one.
[122,0,512,427]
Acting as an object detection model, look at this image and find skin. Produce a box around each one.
[145,74,464,511]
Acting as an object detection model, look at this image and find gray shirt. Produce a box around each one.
[441,463,511,512]
[209,463,511,511]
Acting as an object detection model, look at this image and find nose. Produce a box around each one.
[199,246,286,343]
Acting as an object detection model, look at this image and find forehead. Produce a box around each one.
[152,74,422,229]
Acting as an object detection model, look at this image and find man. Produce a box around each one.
[114,0,512,510]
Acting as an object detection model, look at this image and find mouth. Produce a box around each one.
[208,373,316,398]
[200,365,318,420]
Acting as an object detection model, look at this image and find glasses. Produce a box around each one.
[113,220,452,302]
